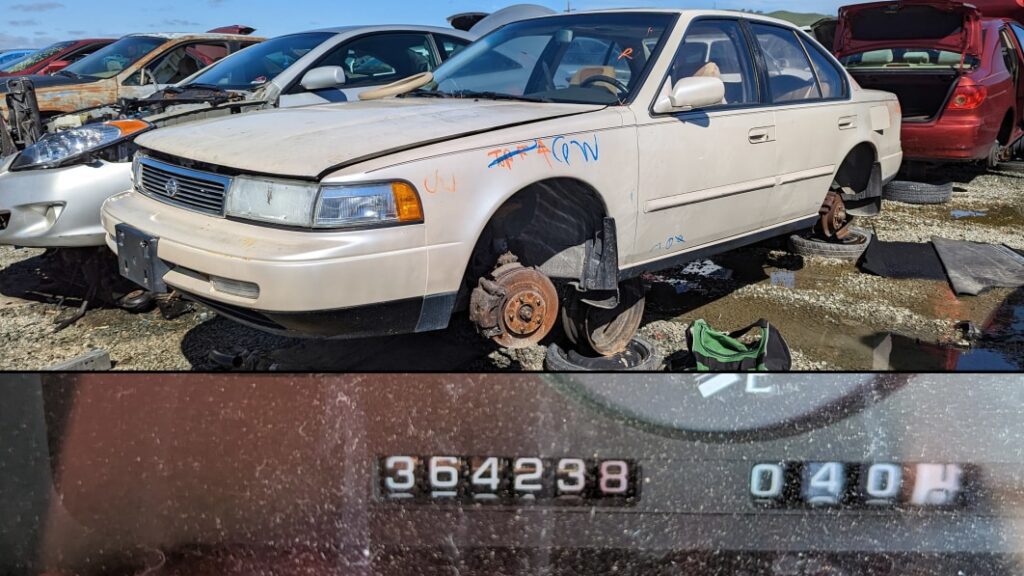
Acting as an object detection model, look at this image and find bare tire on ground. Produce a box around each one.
[789,226,873,262]
[883,179,953,204]
[544,336,663,372]
[561,278,646,356]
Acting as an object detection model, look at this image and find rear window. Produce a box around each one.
[848,6,965,41]
[840,48,973,69]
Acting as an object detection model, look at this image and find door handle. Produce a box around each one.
[749,126,774,144]
[838,116,858,130]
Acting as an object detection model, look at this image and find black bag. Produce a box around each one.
[686,319,792,372]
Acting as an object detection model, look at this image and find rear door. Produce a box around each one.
[751,22,858,227]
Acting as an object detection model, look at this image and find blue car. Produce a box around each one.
[0,49,35,68]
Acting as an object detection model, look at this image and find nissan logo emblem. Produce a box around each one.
[164,178,179,198]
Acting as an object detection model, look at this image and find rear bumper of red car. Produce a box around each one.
[901,116,996,162]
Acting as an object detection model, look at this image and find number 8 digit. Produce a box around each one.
[600,460,630,495]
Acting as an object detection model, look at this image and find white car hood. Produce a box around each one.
[136,98,604,179]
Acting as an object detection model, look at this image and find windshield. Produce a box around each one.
[0,42,72,73]
[423,13,674,105]
[184,32,332,90]
[840,48,975,69]
[63,36,164,79]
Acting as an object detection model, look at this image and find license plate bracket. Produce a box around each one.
[116,224,170,293]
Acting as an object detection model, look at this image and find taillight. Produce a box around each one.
[948,84,987,110]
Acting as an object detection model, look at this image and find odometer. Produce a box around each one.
[551,374,904,440]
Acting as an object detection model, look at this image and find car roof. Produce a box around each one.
[518,8,800,28]
[122,32,262,40]
[303,24,474,37]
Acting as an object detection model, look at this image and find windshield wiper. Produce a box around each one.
[402,89,453,99]
[452,90,552,103]
[56,70,79,79]
[179,83,229,92]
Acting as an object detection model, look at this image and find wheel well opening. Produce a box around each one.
[998,110,1015,145]
[457,178,607,307]
[833,142,877,193]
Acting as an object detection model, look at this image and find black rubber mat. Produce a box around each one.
[859,240,947,281]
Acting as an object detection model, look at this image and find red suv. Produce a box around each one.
[0,38,113,77]
[835,0,1024,167]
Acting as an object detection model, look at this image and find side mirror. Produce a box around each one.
[300,66,347,91]
[653,76,726,114]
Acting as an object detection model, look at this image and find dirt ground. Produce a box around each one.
[1,164,1021,372]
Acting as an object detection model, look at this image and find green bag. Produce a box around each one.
[686,319,792,372]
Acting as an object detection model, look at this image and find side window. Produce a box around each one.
[1013,24,1024,55]
[669,19,758,107]
[313,33,438,89]
[123,42,229,86]
[751,23,822,103]
[553,36,633,90]
[1000,28,1019,78]
[801,35,846,99]
[435,34,470,61]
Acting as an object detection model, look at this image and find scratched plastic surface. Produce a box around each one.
[2,374,1024,576]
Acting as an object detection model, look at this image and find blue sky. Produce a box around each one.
[1,0,849,49]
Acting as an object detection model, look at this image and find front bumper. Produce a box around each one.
[901,117,994,162]
[102,191,457,338]
[0,158,130,248]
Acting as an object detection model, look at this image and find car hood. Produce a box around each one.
[136,98,604,179]
[0,73,92,92]
[835,0,983,59]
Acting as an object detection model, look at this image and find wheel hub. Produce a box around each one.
[816,191,851,241]
[469,254,559,349]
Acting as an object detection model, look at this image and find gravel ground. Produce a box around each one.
[0,164,1020,372]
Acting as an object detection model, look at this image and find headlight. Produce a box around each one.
[11,120,151,171]
[314,182,423,229]
[224,178,423,229]
[224,176,319,226]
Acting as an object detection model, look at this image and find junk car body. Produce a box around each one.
[0,49,34,68]
[0,25,478,248]
[102,10,903,355]
[836,0,1024,164]
[0,31,262,120]
[0,39,114,78]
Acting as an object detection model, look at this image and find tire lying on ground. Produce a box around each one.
[545,336,663,372]
[789,226,873,262]
[882,178,953,204]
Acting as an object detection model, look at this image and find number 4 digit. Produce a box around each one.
[472,457,501,492]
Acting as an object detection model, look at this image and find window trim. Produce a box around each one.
[647,15,767,119]
[747,21,852,107]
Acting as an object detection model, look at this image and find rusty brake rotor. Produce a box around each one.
[469,254,559,349]
[816,190,851,241]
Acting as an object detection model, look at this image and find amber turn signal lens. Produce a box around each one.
[108,119,152,137]
[392,182,424,222]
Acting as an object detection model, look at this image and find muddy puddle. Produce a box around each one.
[644,239,1023,371]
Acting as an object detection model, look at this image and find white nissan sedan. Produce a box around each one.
[102,10,903,356]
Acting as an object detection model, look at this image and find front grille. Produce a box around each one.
[138,156,232,217]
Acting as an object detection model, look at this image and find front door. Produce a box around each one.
[633,18,777,267]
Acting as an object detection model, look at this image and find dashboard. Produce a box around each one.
[1,374,1023,575]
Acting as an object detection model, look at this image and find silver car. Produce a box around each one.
[0,24,480,248]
